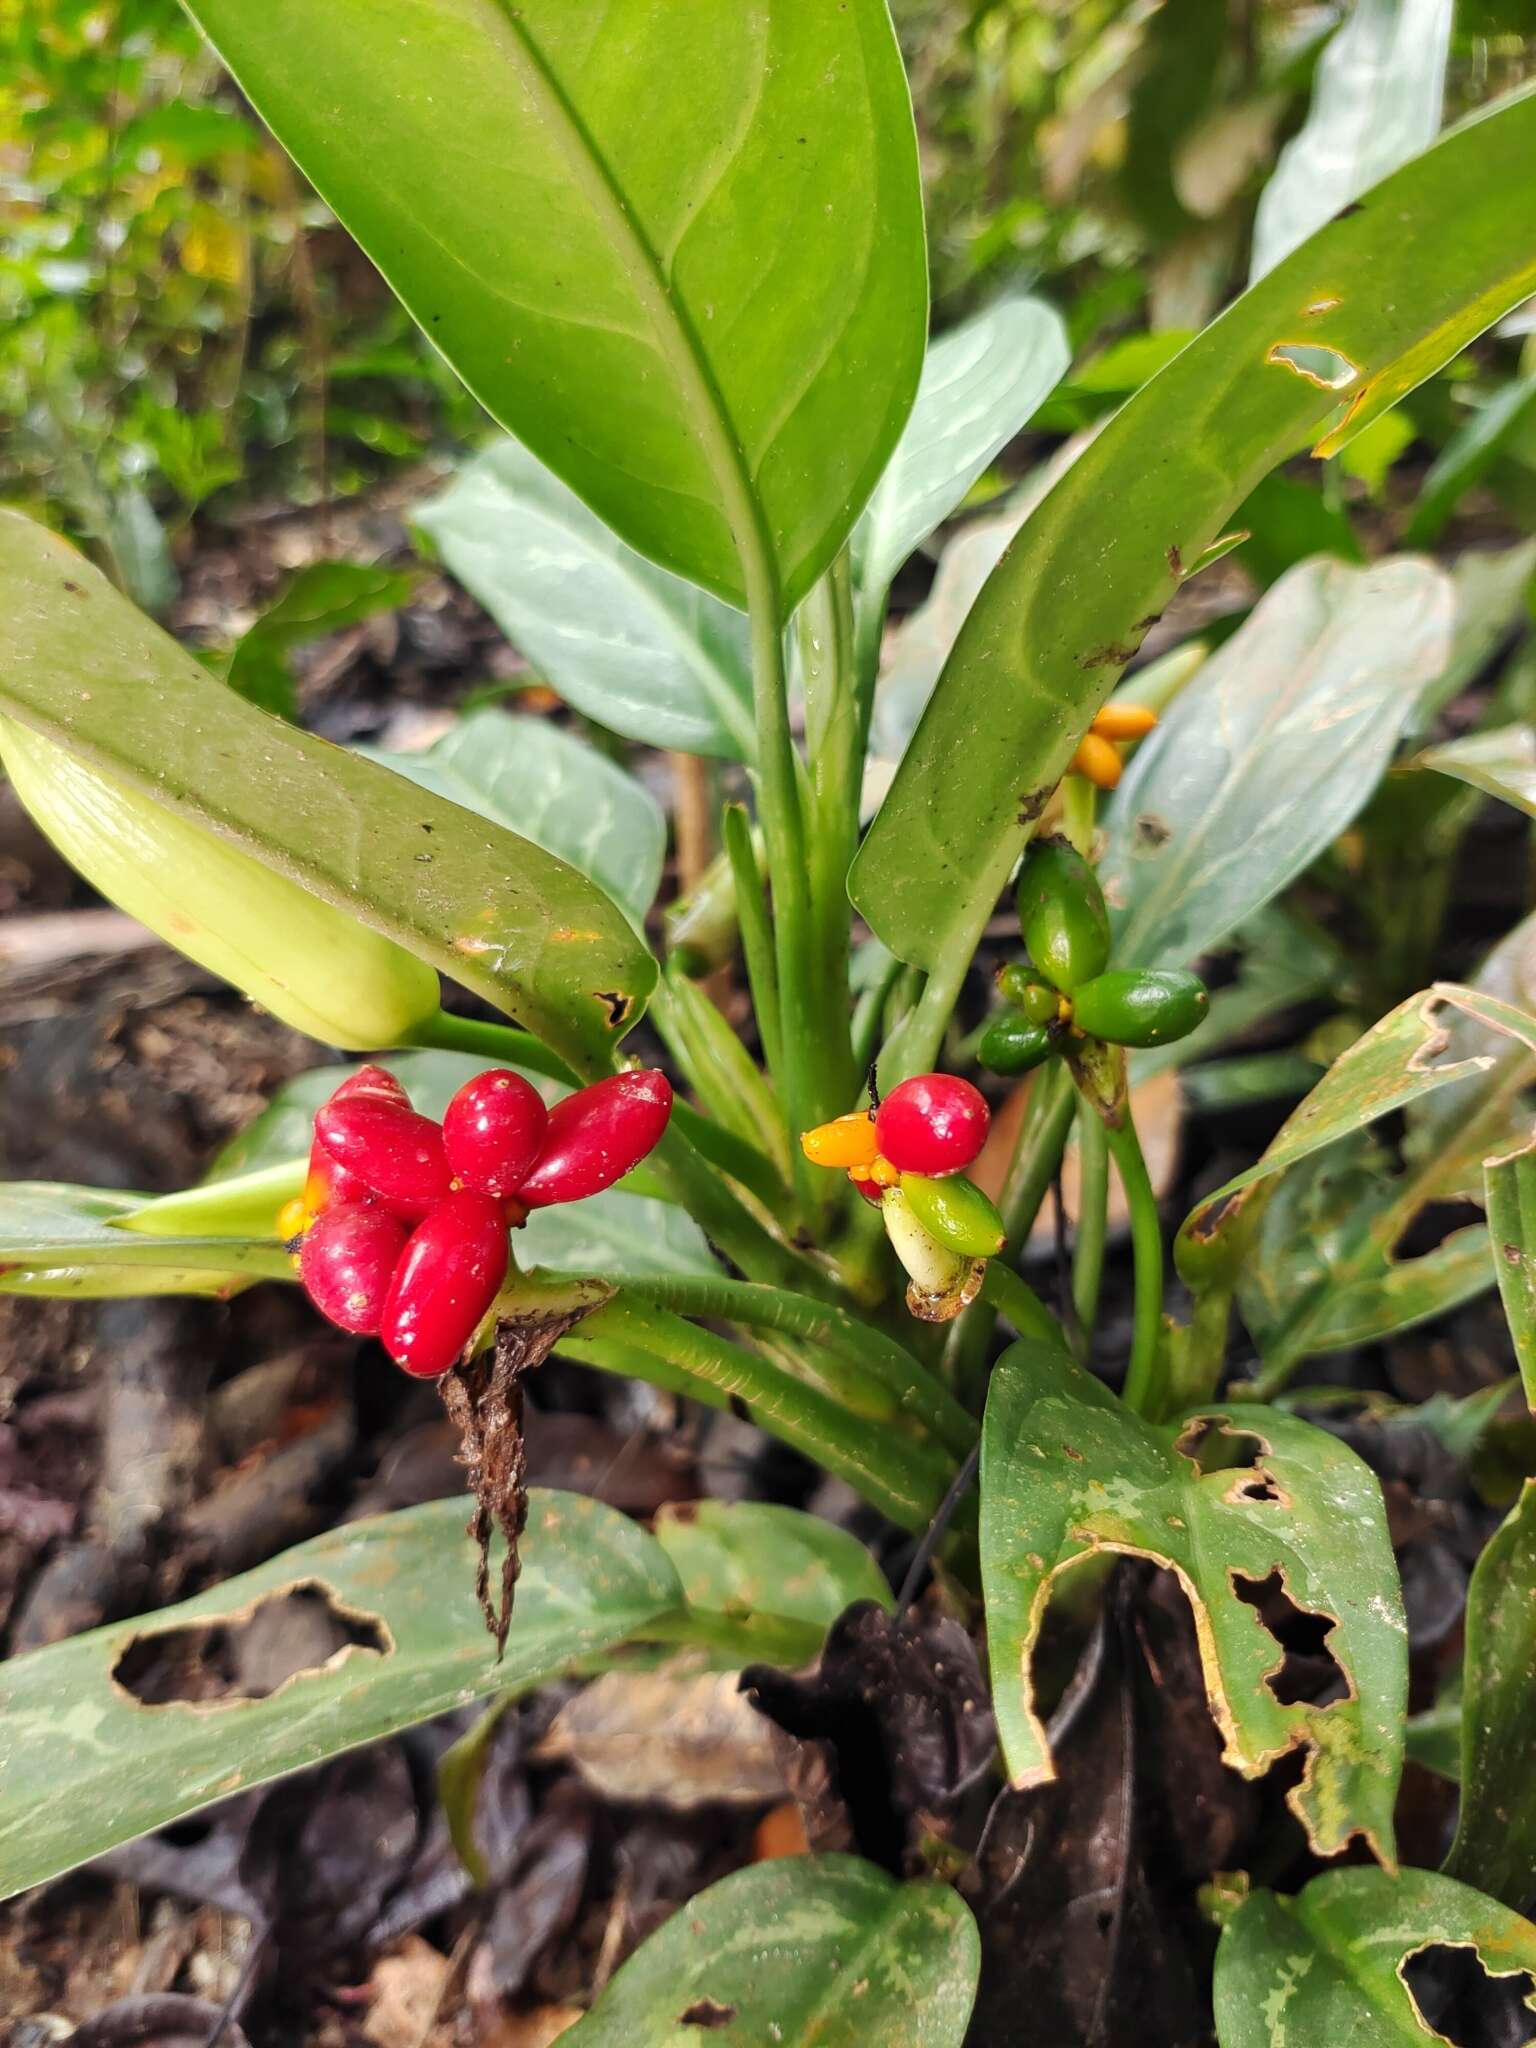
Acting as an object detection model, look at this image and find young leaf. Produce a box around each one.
[1213,1868,1536,2043]
[1444,1480,1536,1908]
[0,1491,682,1901]
[182,0,928,615]
[980,1337,1406,1862]
[226,560,418,720]
[852,89,1536,994]
[0,1182,292,1299]
[564,1855,980,2046]
[855,294,1070,609]
[0,515,655,1073]
[1249,0,1452,282]
[1099,555,1453,972]
[360,707,667,931]
[414,442,755,760]
[1417,723,1536,821]
[651,1498,892,1664]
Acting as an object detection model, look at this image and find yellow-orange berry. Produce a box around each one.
[1090,702,1158,741]
[801,1111,880,1170]
[1070,731,1124,790]
[277,1195,313,1245]
[869,1154,900,1187]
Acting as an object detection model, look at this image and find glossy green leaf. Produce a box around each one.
[0,1181,291,1299]
[564,1855,980,2047]
[1487,1140,1536,1408]
[0,515,654,1073]
[1249,0,1452,283]
[852,90,1536,982]
[1443,1480,1536,1907]
[1100,556,1452,972]
[361,707,666,930]
[1418,723,1536,821]
[414,441,754,761]
[227,560,418,720]
[1213,1868,1536,2044]
[980,1337,1405,1861]
[855,293,1069,606]
[652,1498,891,1665]
[0,1491,682,1900]
[183,0,928,616]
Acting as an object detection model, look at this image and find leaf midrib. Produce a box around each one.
[482,0,779,615]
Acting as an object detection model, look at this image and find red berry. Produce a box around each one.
[314,1096,452,1218]
[516,1070,673,1209]
[332,1064,409,1106]
[874,1074,989,1176]
[379,1190,509,1379]
[852,1176,885,1207]
[443,1069,549,1196]
[298,1205,407,1334]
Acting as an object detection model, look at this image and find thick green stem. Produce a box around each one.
[1072,1100,1109,1344]
[799,548,862,1122]
[1106,1110,1168,1420]
[621,1272,977,1459]
[648,1124,846,1305]
[722,800,783,1082]
[851,948,905,1079]
[651,973,792,1181]
[977,1259,1061,1346]
[573,1294,953,1530]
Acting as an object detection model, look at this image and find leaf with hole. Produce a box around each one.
[855,293,1069,610]
[184,0,928,615]
[1248,0,1453,282]
[0,514,654,1072]
[852,89,1536,984]
[1213,1867,1536,2044]
[360,706,667,930]
[1099,555,1452,972]
[0,1491,682,1901]
[980,1337,1406,1861]
[563,1854,980,2046]
[414,441,754,760]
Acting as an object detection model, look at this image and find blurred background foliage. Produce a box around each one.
[2,0,1534,610]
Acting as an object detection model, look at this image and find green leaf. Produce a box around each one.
[226,561,418,720]
[1486,1138,1536,1408]
[183,0,928,616]
[414,441,754,761]
[0,1491,682,1901]
[0,1182,291,1299]
[851,89,1536,981]
[855,293,1069,606]
[361,707,666,930]
[0,514,654,1073]
[1228,471,1362,583]
[1100,556,1452,973]
[1444,1480,1536,1907]
[652,1498,891,1664]
[1249,0,1452,283]
[1406,373,1536,546]
[1417,723,1536,821]
[1213,1868,1536,2043]
[521,1190,715,1281]
[1413,538,1536,728]
[980,1337,1405,1861]
[564,1855,980,2046]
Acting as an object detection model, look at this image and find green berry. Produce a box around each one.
[900,1172,1005,1257]
[1071,968,1209,1048]
[1015,836,1111,992]
[978,1011,1055,1076]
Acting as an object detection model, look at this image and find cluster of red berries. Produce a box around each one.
[282,1063,673,1378]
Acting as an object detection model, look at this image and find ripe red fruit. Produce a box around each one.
[298,1205,407,1335]
[332,1064,409,1106]
[874,1074,989,1177]
[301,1066,414,1218]
[314,1096,452,1218]
[443,1069,549,1197]
[379,1191,510,1378]
[516,1070,673,1209]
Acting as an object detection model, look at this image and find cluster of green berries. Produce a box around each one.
[978,838,1208,1075]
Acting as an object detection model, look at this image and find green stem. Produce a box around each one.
[800,547,862,1121]
[977,1259,1061,1345]
[648,1124,846,1306]
[1105,1110,1168,1420]
[620,1272,977,1459]
[1063,775,1096,857]
[1072,1101,1109,1344]
[650,973,793,1182]
[851,948,905,1079]
[722,800,783,1082]
[573,1294,954,1530]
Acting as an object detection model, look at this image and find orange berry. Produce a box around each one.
[1090,702,1158,741]
[801,1111,880,1170]
[1070,731,1124,789]
[276,1196,313,1244]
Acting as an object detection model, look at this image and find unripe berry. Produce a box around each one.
[443,1069,549,1196]
[516,1070,673,1209]
[379,1191,510,1379]
[298,1205,408,1334]
[314,1096,452,1219]
[874,1074,989,1177]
